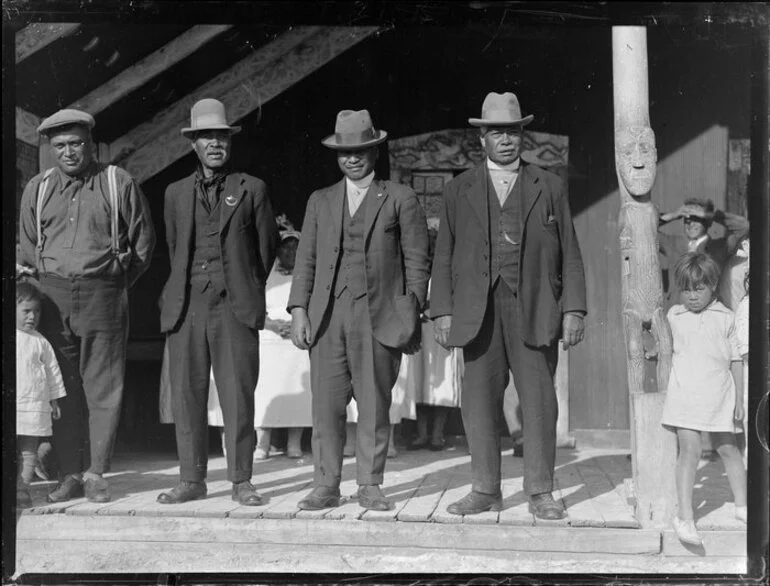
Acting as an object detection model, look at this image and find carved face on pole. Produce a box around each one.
[615,125,657,197]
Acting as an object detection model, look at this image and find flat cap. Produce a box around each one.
[37,109,95,136]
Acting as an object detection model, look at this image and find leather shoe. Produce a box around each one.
[447,490,503,515]
[84,476,111,503]
[528,492,565,520]
[298,486,341,510]
[157,481,207,504]
[46,475,84,503]
[232,481,263,506]
[357,484,392,511]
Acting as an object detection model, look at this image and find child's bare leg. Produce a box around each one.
[675,428,702,521]
[287,427,303,458]
[387,424,398,458]
[415,407,429,444]
[712,431,747,507]
[255,428,271,460]
[432,407,449,442]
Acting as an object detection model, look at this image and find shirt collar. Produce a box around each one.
[55,160,99,190]
[486,157,520,173]
[688,234,709,252]
[672,299,731,316]
[345,171,375,193]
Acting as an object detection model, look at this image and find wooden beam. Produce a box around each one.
[68,25,233,116]
[115,26,379,183]
[16,107,40,146]
[16,23,81,63]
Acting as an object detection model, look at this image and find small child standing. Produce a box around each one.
[662,253,746,546]
[16,281,66,508]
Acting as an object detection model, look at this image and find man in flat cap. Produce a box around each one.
[18,108,156,503]
[288,109,429,511]
[431,92,587,518]
[156,98,278,506]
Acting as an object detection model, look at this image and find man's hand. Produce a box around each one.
[561,312,585,350]
[50,400,61,421]
[433,315,452,349]
[290,308,312,350]
[680,204,707,219]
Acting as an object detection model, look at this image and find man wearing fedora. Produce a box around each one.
[431,92,587,519]
[157,98,278,506]
[288,109,429,511]
[18,109,156,503]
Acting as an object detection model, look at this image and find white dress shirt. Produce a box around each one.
[486,158,520,207]
[345,171,375,217]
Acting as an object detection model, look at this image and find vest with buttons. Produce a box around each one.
[334,191,368,299]
[190,195,226,294]
[488,170,521,293]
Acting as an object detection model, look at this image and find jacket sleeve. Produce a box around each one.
[120,171,156,288]
[287,192,319,312]
[398,189,430,309]
[429,181,457,318]
[163,184,177,262]
[553,177,587,315]
[253,180,278,283]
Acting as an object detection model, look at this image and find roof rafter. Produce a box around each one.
[16,107,41,146]
[16,23,81,63]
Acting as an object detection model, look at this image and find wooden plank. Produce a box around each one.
[69,25,233,116]
[13,539,746,576]
[16,107,40,146]
[576,463,637,529]
[16,515,662,555]
[322,479,363,521]
[252,480,312,520]
[430,476,469,524]
[396,473,447,523]
[117,26,379,183]
[361,473,425,522]
[15,23,81,63]
[554,465,604,528]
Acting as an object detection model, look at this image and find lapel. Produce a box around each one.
[329,179,345,246]
[219,173,247,235]
[465,164,489,234]
[363,178,389,241]
[519,163,543,229]
[178,172,197,253]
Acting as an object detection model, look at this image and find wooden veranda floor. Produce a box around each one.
[14,438,747,576]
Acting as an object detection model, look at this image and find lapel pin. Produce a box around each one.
[225,194,238,207]
[377,192,383,198]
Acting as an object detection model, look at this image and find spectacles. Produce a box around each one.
[51,139,86,152]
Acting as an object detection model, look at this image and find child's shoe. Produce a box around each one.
[672,517,702,546]
[735,505,747,523]
[255,446,270,460]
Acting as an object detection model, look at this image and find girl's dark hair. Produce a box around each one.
[673,252,721,291]
[16,280,42,304]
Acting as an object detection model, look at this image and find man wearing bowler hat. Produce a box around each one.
[18,109,156,503]
[157,98,278,505]
[288,109,429,511]
[431,92,587,518]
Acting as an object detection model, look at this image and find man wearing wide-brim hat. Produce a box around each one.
[287,109,429,511]
[18,108,156,504]
[430,92,587,518]
[156,98,278,506]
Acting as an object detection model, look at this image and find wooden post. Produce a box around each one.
[612,26,676,528]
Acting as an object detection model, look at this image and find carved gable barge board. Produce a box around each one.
[15,23,81,63]
[16,107,41,146]
[68,25,233,116]
[118,26,379,183]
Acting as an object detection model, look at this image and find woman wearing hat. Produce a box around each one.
[287,109,430,512]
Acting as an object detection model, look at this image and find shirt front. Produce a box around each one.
[486,157,520,207]
[19,162,156,285]
[345,171,375,217]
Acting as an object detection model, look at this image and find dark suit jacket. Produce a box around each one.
[160,171,278,333]
[431,162,586,348]
[287,177,430,350]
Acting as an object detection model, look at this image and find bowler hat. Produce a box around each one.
[37,109,95,136]
[468,92,533,127]
[321,110,388,150]
[181,99,241,138]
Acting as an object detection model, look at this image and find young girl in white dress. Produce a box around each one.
[662,252,746,546]
[16,281,66,507]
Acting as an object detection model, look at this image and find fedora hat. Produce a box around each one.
[181,98,241,138]
[321,109,388,150]
[468,92,534,127]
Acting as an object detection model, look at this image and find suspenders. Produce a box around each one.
[35,165,121,267]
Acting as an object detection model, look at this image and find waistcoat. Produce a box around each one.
[334,192,368,299]
[488,171,521,293]
[190,196,226,294]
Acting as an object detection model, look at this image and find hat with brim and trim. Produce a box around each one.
[468,92,534,127]
[37,109,95,136]
[321,109,388,150]
[181,98,241,138]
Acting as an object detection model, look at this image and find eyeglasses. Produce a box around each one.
[51,139,86,152]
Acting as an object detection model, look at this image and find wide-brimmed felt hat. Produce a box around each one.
[181,98,241,138]
[468,92,533,127]
[321,109,388,150]
[38,109,95,136]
